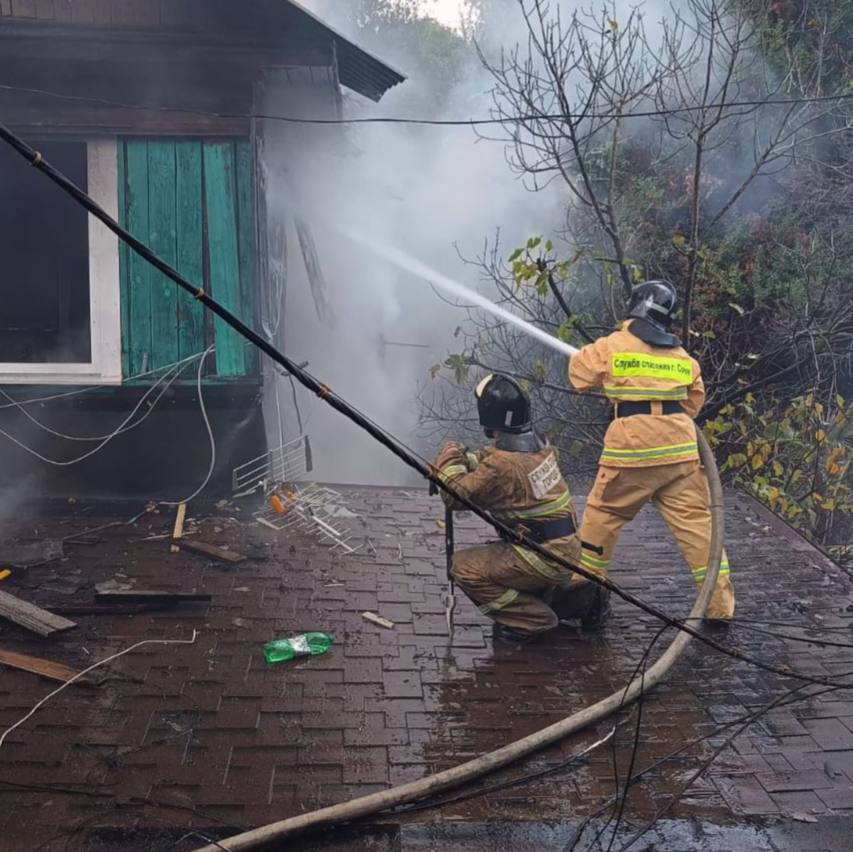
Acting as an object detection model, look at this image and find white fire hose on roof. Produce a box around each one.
[193,428,723,852]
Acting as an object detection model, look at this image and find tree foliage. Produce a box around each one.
[420,0,853,559]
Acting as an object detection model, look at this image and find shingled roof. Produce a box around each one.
[0,486,851,850]
[280,0,406,101]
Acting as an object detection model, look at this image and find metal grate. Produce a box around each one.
[232,435,313,496]
[233,435,360,555]
[255,484,361,554]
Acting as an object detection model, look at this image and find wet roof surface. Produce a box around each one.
[0,486,851,851]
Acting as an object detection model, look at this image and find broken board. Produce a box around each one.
[180,539,245,564]
[0,648,80,684]
[0,590,76,637]
[170,502,187,554]
[362,611,395,630]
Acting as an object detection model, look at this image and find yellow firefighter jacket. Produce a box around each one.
[433,441,581,582]
[569,321,705,468]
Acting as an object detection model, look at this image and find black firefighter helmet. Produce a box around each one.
[626,280,681,347]
[475,373,531,435]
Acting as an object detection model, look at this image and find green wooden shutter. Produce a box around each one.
[176,141,205,362]
[118,138,256,380]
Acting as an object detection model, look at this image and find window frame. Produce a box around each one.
[0,138,122,385]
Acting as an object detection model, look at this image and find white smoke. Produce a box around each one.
[271,1,724,485]
[269,1,566,485]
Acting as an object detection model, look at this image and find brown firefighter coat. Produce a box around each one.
[434,441,581,583]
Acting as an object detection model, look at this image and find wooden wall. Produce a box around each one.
[0,1,335,135]
[0,0,330,39]
[0,1,232,32]
[119,138,257,378]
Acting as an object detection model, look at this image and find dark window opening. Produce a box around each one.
[0,140,90,363]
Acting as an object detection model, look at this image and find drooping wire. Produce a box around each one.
[159,346,216,506]
[604,626,664,852]
[566,669,853,852]
[0,632,198,751]
[584,625,669,852]
[0,348,209,409]
[0,347,216,504]
[0,361,188,465]
[1,81,852,127]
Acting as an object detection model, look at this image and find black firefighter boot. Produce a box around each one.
[550,582,611,630]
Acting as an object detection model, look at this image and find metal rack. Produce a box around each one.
[232,435,360,555]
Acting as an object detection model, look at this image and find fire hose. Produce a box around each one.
[0,123,722,851]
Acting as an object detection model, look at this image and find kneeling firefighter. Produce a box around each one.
[432,373,609,643]
[568,280,735,620]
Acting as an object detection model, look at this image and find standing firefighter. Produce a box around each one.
[432,373,606,643]
[568,280,735,620]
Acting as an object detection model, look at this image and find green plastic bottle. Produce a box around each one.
[263,632,334,664]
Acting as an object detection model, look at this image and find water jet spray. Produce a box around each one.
[341,228,581,358]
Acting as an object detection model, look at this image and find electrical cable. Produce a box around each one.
[0,348,209,409]
[0,360,189,443]
[613,675,835,852]
[0,631,198,751]
[565,682,824,851]
[586,625,669,852]
[0,346,215,502]
[2,81,852,128]
[159,347,216,506]
[0,361,187,465]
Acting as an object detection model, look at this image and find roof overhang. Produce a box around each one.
[283,1,406,101]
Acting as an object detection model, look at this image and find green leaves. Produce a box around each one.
[707,390,852,548]
[428,354,471,383]
[507,239,585,296]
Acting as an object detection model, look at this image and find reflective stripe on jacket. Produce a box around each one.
[568,321,705,468]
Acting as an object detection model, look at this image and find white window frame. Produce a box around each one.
[0,137,122,385]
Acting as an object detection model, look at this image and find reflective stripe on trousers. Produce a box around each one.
[478,588,519,615]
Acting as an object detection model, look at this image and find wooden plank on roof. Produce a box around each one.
[0,648,80,683]
[203,142,245,376]
[0,590,76,637]
[176,140,205,360]
[180,539,245,564]
[235,140,258,375]
[147,140,179,369]
[124,139,152,376]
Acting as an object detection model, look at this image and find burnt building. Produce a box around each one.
[0,0,403,500]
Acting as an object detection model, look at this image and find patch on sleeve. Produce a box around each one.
[528,452,561,499]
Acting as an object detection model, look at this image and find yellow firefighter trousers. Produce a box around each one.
[451,543,572,634]
[579,460,735,619]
